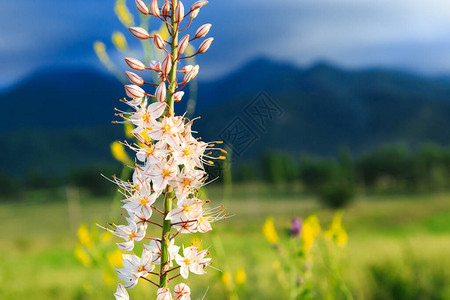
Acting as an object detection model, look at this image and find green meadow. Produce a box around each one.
[1,185,449,299]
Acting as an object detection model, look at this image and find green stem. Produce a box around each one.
[159,0,179,288]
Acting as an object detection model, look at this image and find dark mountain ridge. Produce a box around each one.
[1,57,450,176]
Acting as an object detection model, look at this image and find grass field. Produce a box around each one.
[0,185,449,299]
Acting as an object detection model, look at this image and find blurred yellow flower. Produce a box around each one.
[100,230,113,243]
[235,267,247,285]
[114,0,134,27]
[336,230,348,248]
[124,121,134,137]
[93,41,109,65]
[263,217,279,245]
[272,260,281,270]
[185,44,196,57]
[103,270,115,286]
[111,141,132,164]
[190,238,202,248]
[112,31,128,52]
[324,211,348,248]
[301,215,321,251]
[222,271,233,290]
[107,248,123,268]
[151,23,170,42]
[77,224,93,248]
[74,245,93,267]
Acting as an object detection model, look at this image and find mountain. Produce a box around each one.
[196,58,450,157]
[1,58,450,176]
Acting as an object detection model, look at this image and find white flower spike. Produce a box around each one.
[106,1,228,298]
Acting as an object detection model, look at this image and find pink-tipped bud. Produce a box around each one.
[125,71,144,86]
[161,1,171,17]
[149,60,162,72]
[125,84,145,99]
[191,1,208,11]
[135,0,149,15]
[197,37,214,54]
[174,1,185,23]
[157,288,171,300]
[174,91,184,102]
[195,24,212,39]
[125,57,146,71]
[182,65,194,74]
[190,8,199,19]
[150,0,160,17]
[129,27,151,40]
[177,34,190,55]
[155,82,167,102]
[184,65,199,82]
[162,54,172,75]
[153,34,165,49]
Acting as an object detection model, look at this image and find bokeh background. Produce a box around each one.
[1,0,449,299]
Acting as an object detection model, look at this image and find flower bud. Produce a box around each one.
[153,34,165,49]
[150,0,160,17]
[155,82,167,102]
[182,65,194,74]
[191,1,208,11]
[177,34,190,55]
[195,24,212,39]
[125,57,146,71]
[184,65,199,82]
[174,1,185,23]
[125,84,145,99]
[149,60,162,72]
[162,54,172,75]
[174,284,190,299]
[197,37,214,53]
[161,1,171,17]
[190,8,199,19]
[125,71,144,85]
[156,288,172,300]
[129,27,151,40]
[174,91,184,102]
[158,72,166,82]
[135,0,149,15]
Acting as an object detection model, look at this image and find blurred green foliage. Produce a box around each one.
[369,254,450,300]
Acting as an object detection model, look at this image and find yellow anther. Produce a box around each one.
[219,156,226,160]
[221,149,227,153]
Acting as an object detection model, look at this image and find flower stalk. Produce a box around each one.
[101,1,228,299]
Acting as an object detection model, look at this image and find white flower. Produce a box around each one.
[172,141,206,171]
[114,283,129,300]
[147,159,178,192]
[166,198,202,223]
[101,221,145,251]
[174,283,191,300]
[157,287,172,300]
[170,168,205,200]
[116,248,155,288]
[196,214,213,233]
[122,180,157,217]
[147,116,184,148]
[197,205,229,233]
[126,208,152,231]
[144,238,180,266]
[136,142,168,164]
[129,100,166,134]
[175,246,211,279]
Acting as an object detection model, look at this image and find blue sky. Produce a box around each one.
[2,0,450,88]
